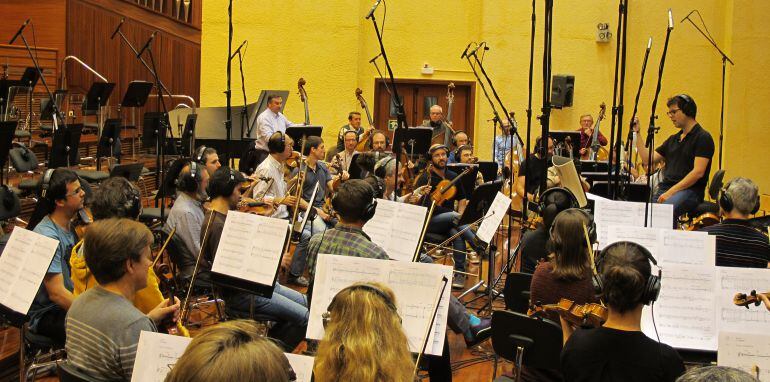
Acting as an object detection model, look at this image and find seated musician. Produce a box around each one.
[455,144,484,186]
[377,156,427,204]
[370,130,389,153]
[164,161,210,279]
[203,166,309,351]
[577,113,608,159]
[631,95,715,226]
[166,320,295,382]
[415,144,483,289]
[287,136,337,287]
[64,218,180,381]
[494,119,514,171]
[520,188,575,274]
[28,168,84,345]
[314,283,414,382]
[251,132,308,219]
[561,241,685,382]
[70,177,168,316]
[516,136,555,204]
[193,145,222,175]
[423,105,453,146]
[448,131,469,164]
[702,177,770,268]
[331,130,360,174]
[335,111,369,153]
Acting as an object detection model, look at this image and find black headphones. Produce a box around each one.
[267,131,287,153]
[719,179,761,215]
[451,131,467,146]
[194,145,208,163]
[674,94,697,118]
[374,156,395,179]
[40,168,55,200]
[175,161,201,193]
[331,181,378,222]
[454,144,472,161]
[322,284,399,328]
[538,187,579,215]
[124,185,142,219]
[548,208,597,249]
[594,241,661,305]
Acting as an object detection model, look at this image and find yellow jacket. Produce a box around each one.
[70,239,190,336]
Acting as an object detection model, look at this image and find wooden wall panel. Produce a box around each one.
[0,0,67,59]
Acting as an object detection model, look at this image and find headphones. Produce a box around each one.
[454,144,472,161]
[548,208,597,249]
[123,184,142,219]
[40,168,55,200]
[322,284,399,328]
[175,161,201,193]
[374,156,395,179]
[194,145,208,163]
[594,241,661,305]
[719,179,761,215]
[674,94,696,118]
[538,187,579,215]
[451,131,467,146]
[267,131,287,153]
[369,131,391,150]
[331,181,378,222]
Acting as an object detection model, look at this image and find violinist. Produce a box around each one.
[447,131,469,164]
[193,145,222,175]
[251,132,307,219]
[377,157,424,204]
[27,168,83,345]
[561,242,685,382]
[370,130,388,153]
[287,136,337,287]
[577,113,608,159]
[456,144,484,186]
[331,130,359,174]
[63,218,180,381]
[202,166,309,351]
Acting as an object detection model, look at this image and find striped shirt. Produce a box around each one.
[65,287,156,381]
[702,219,770,268]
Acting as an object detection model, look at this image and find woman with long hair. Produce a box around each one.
[313,282,414,382]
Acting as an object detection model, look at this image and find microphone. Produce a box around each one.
[230,40,247,59]
[368,52,382,64]
[668,9,674,30]
[136,31,156,58]
[111,18,125,40]
[647,36,652,49]
[460,42,473,59]
[8,19,30,45]
[365,0,383,19]
[680,9,696,23]
[467,42,489,57]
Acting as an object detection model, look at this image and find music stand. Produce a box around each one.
[0,121,18,184]
[477,161,498,183]
[82,82,115,113]
[393,127,433,158]
[179,113,197,157]
[19,67,40,89]
[347,153,365,179]
[97,118,121,159]
[550,131,581,159]
[120,81,153,108]
[457,180,502,226]
[447,163,480,199]
[40,90,66,121]
[49,124,83,168]
[580,159,609,173]
[109,162,145,182]
[285,126,322,150]
[490,310,563,381]
[142,112,173,151]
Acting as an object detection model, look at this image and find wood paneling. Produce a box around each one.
[0,0,67,59]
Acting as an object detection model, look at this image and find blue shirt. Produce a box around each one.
[494,135,513,168]
[29,215,76,329]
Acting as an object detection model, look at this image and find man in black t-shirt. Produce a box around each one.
[633,94,714,225]
[516,136,554,210]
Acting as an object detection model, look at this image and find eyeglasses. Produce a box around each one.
[666,109,681,116]
[65,187,83,198]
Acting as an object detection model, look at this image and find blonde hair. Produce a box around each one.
[164,320,291,382]
[314,282,414,382]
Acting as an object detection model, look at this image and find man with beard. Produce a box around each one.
[370,131,388,153]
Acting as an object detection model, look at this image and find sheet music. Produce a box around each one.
[0,228,59,314]
[605,225,715,266]
[285,353,314,382]
[585,192,609,201]
[476,192,509,244]
[211,211,288,286]
[594,199,673,248]
[307,254,452,356]
[363,198,428,262]
[131,331,192,382]
[718,331,770,381]
[715,267,770,333]
[641,265,718,350]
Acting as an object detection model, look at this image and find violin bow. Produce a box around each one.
[152,227,177,268]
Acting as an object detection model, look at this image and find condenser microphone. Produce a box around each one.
[460,42,472,59]
[111,18,125,40]
[8,19,30,45]
[365,0,383,20]
[668,9,674,30]
[136,31,156,58]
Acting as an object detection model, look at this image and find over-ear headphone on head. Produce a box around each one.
[593,241,661,305]
[40,168,55,200]
[322,284,399,328]
[674,94,696,118]
[719,180,761,215]
[538,187,579,215]
[123,184,142,219]
[267,131,287,153]
[331,181,378,222]
[374,156,395,179]
[194,145,208,163]
[175,161,201,193]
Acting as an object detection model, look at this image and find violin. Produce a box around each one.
[586,103,607,161]
[399,148,414,195]
[286,151,303,169]
[685,212,720,231]
[151,228,181,336]
[734,290,770,309]
[238,197,275,216]
[74,207,93,240]
[529,298,608,328]
[430,167,473,205]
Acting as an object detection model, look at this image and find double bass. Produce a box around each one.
[587,103,608,161]
[354,88,376,152]
[298,78,310,125]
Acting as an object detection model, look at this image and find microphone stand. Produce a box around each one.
[682,12,733,170]
[644,11,674,227]
[621,37,652,199]
[225,0,234,166]
[367,3,408,195]
[537,0,554,200]
[233,45,248,166]
[522,0,536,229]
[607,0,629,199]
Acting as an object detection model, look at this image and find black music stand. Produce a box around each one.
[0,121,18,184]
[109,162,145,182]
[393,127,432,158]
[457,180,503,226]
[477,161,498,183]
[142,112,175,153]
[19,67,40,89]
[447,163,480,199]
[40,90,66,121]
[0,79,21,115]
[120,81,153,108]
[347,153,364,179]
[580,159,609,173]
[490,310,563,381]
[82,82,115,114]
[97,118,121,160]
[550,131,581,159]
[49,124,83,168]
[285,126,323,152]
[179,113,197,157]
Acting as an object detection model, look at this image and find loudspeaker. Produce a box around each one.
[551,74,575,109]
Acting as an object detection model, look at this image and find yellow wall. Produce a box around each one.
[201,0,770,194]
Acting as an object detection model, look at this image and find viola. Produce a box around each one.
[430,167,472,205]
[74,207,93,240]
[686,212,720,231]
[734,290,770,309]
[529,298,608,328]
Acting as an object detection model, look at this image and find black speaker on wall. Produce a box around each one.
[551,74,575,109]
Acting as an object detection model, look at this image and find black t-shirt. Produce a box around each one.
[519,155,552,195]
[414,167,467,214]
[561,326,685,382]
[655,124,714,199]
[520,227,549,274]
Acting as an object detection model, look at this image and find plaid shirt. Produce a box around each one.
[306,224,389,278]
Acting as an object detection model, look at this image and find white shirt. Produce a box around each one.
[252,108,296,151]
[332,150,359,173]
[252,155,289,219]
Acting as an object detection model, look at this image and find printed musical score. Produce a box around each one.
[363,198,428,262]
[476,192,509,244]
[605,225,715,266]
[131,331,192,382]
[718,331,770,380]
[285,353,315,382]
[594,199,673,248]
[0,228,59,315]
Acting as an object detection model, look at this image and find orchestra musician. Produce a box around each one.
[517,136,555,204]
[423,105,453,147]
[331,130,359,174]
[370,130,389,153]
[251,94,301,165]
[455,144,484,186]
[448,131,469,164]
[28,168,84,345]
[286,136,337,287]
[577,113,608,159]
[193,145,222,175]
[335,111,371,153]
[203,166,309,351]
[494,119,513,171]
[251,132,308,219]
[632,94,715,226]
[63,218,180,381]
